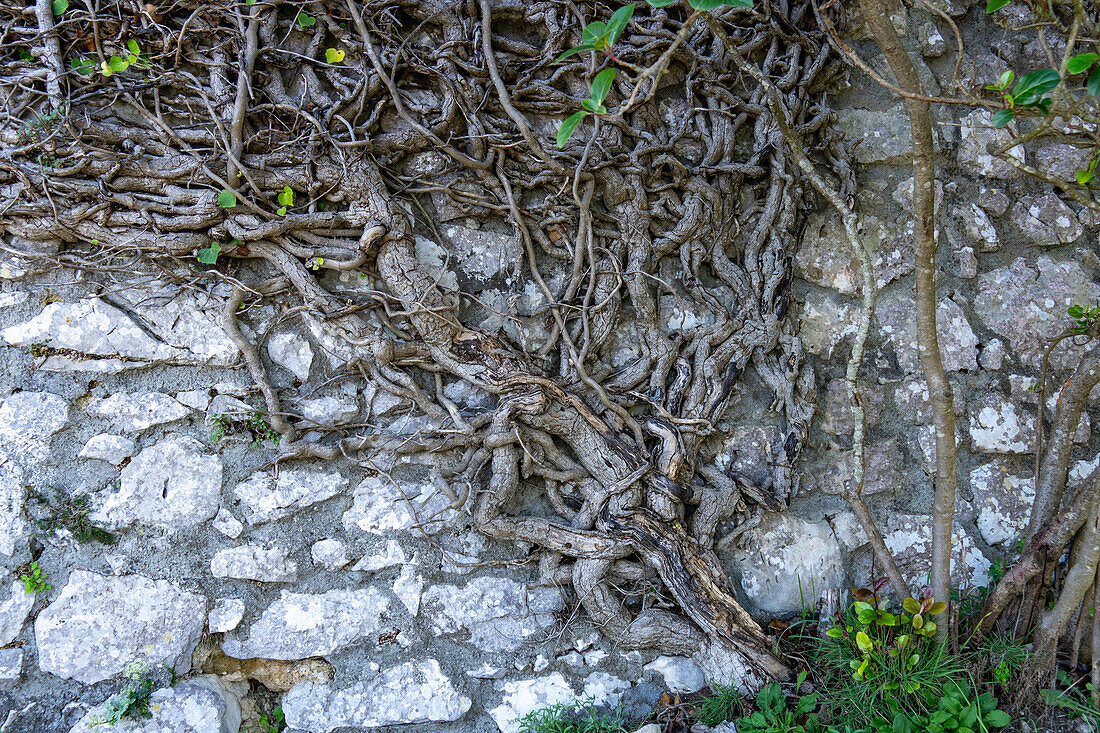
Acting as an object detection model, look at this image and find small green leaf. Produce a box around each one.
[218,189,237,208]
[825,627,844,638]
[647,0,678,5]
[278,186,295,207]
[107,55,130,72]
[996,70,1013,88]
[984,710,1011,728]
[1013,68,1060,98]
[557,110,588,147]
[1088,67,1100,96]
[855,630,873,654]
[1076,170,1094,185]
[296,12,316,27]
[100,61,113,77]
[556,44,599,62]
[51,0,68,15]
[582,20,608,47]
[986,0,1010,10]
[606,4,635,45]
[126,39,141,55]
[70,58,95,74]
[991,109,1014,127]
[277,206,287,216]
[196,242,221,265]
[1068,53,1098,75]
[589,68,616,105]
[581,98,600,113]
[325,48,345,63]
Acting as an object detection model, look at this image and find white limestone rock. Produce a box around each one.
[343,473,458,536]
[78,434,136,465]
[67,677,241,733]
[962,203,1000,252]
[421,576,562,652]
[724,514,845,617]
[311,539,350,570]
[174,390,212,411]
[490,674,577,733]
[210,545,298,583]
[267,332,313,382]
[0,580,34,646]
[968,459,1035,547]
[644,656,706,694]
[351,539,406,572]
[208,598,245,634]
[220,587,388,660]
[283,659,471,732]
[392,564,423,616]
[969,395,1035,454]
[93,436,223,530]
[297,396,359,426]
[234,468,348,525]
[0,391,68,464]
[35,571,206,684]
[212,509,244,539]
[876,515,991,590]
[84,392,190,432]
[957,109,1024,179]
[0,648,22,690]
[0,455,27,557]
[796,213,913,295]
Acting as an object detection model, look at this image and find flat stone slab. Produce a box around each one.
[35,571,206,684]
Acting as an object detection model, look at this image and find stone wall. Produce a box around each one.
[1,1,1097,731]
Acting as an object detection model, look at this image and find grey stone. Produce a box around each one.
[820,378,884,436]
[892,177,944,214]
[84,392,190,432]
[816,439,905,496]
[94,436,223,530]
[234,468,348,525]
[1036,144,1092,182]
[212,509,243,539]
[836,106,923,164]
[490,674,578,733]
[961,203,1000,252]
[297,396,359,426]
[0,292,27,309]
[311,539,351,570]
[1,295,237,372]
[78,434,136,465]
[441,224,522,283]
[958,246,978,279]
[644,656,706,693]
[975,257,1100,369]
[283,659,471,732]
[958,109,1024,179]
[343,474,457,536]
[876,293,978,373]
[918,20,946,57]
[0,580,34,646]
[351,539,406,572]
[875,515,991,590]
[67,677,241,733]
[0,391,68,464]
[0,648,21,690]
[210,544,298,583]
[174,390,212,411]
[980,339,1006,371]
[1011,194,1082,246]
[0,455,27,557]
[796,214,913,295]
[422,576,563,652]
[968,459,1034,547]
[221,587,388,660]
[267,332,313,382]
[208,598,245,633]
[969,394,1035,454]
[798,298,859,360]
[723,514,844,617]
[977,186,1011,217]
[35,570,206,684]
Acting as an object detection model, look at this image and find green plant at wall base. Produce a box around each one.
[246,705,286,733]
[1041,672,1100,725]
[694,682,742,726]
[736,672,826,733]
[20,561,49,593]
[517,701,628,733]
[90,662,156,727]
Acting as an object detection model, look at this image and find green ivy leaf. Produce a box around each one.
[126,39,141,55]
[107,55,130,72]
[196,242,221,265]
[51,0,68,15]
[689,0,753,9]
[70,58,95,75]
[325,48,345,63]
[606,4,635,45]
[296,12,316,27]
[556,44,599,62]
[1068,53,1098,75]
[217,189,237,208]
[277,186,295,207]
[557,110,588,147]
[985,0,1010,10]
[1088,67,1100,96]
[589,68,616,106]
[991,108,1014,127]
[277,206,287,216]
